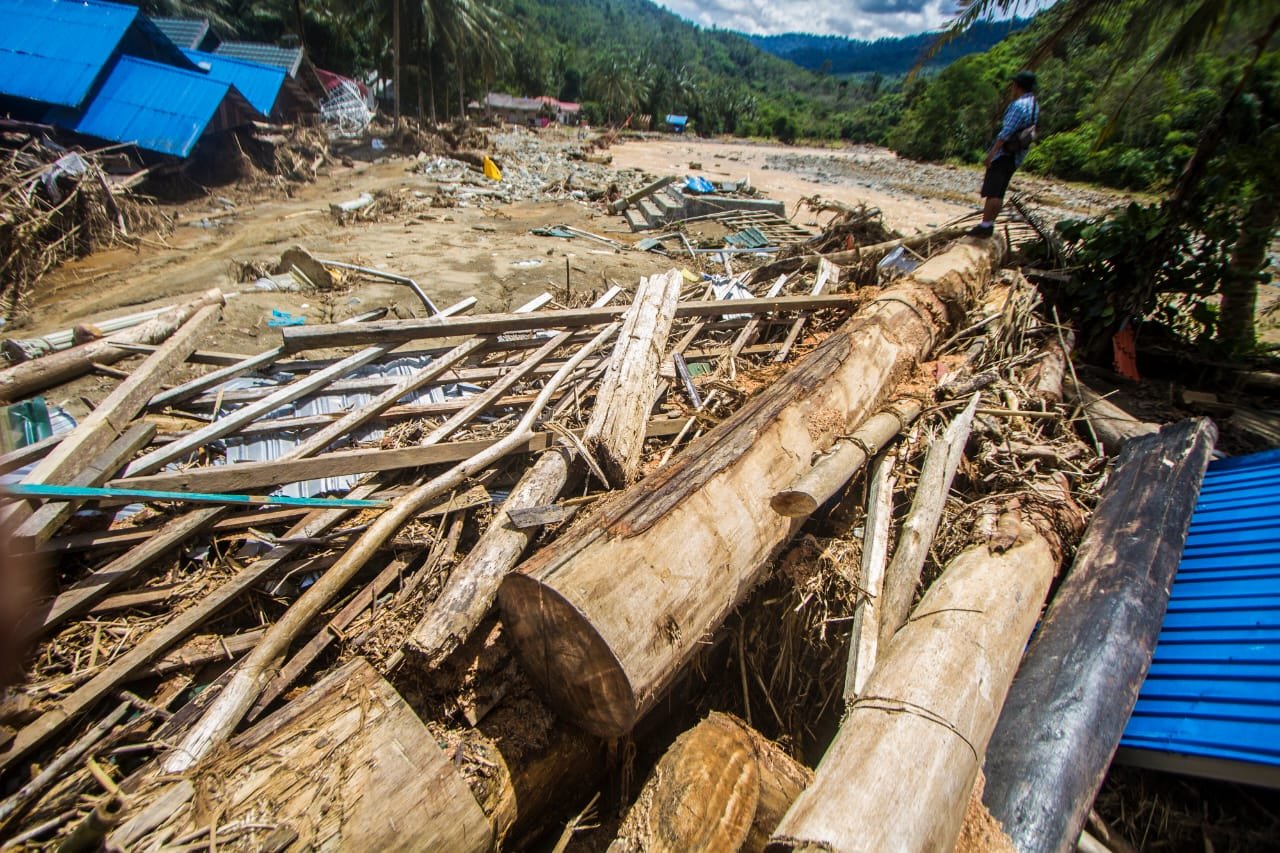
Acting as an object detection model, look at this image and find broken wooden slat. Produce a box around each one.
[110,419,686,495]
[498,240,1002,738]
[0,488,376,775]
[982,419,1216,853]
[843,450,896,700]
[279,294,858,351]
[0,290,225,404]
[12,421,155,548]
[773,258,837,363]
[728,273,788,359]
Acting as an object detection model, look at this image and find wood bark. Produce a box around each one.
[584,271,681,486]
[981,419,1216,853]
[403,280,676,671]
[498,240,1001,738]
[771,499,1075,852]
[1063,383,1157,455]
[770,399,923,517]
[609,712,812,853]
[279,295,858,351]
[876,393,979,653]
[154,657,491,851]
[0,290,225,403]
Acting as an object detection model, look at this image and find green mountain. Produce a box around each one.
[748,20,1029,77]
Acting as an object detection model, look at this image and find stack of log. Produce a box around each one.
[0,223,1215,852]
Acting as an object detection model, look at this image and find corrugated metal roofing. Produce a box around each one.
[1119,447,1280,787]
[152,17,211,50]
[0,0,137,107]
[183,49,284,117]
[45,56,257,157]
[214,41,303,77]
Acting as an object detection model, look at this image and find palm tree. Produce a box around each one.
[419,0,508,120]
[588,58,646,124]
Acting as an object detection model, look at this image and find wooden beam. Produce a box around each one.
[982,419,1216,852]
[279,295,858,351]
[112,420,685,495]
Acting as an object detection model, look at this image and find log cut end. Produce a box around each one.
[770,489,819,518]
[498,571,637,737]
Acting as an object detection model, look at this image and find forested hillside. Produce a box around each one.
[749,20,1027,77]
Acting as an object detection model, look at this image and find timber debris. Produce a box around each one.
[0,185,1234,853]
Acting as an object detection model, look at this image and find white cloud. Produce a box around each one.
[649,0,1044,40]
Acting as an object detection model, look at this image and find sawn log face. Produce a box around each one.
[499,241,1000,738]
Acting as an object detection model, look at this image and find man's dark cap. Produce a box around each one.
[1013,70,1037,91]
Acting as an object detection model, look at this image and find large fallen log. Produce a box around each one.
[497,239,1001,738]
[403,273,680,671]
[144,657,491,851]
[1064,382,1157,454]
[771,489,1081,851]
[609,711,811,853]
[0,290,226,403]
[982,419,1216,853]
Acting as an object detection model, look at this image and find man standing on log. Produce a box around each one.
[969,70,1039,239]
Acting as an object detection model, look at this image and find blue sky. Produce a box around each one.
[649,0,1053,40]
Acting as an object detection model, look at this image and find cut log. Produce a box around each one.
[498,239,1002,738]
[279,294,858,351]
[609,175,676,214]
[609,711,812,853]
[1032,330,1074,403]
[876,393,979,653]
[770,398,923,517]
[151,657,491,851]
[771,494,1079,852]
[585,271,681,486]
[1063,383,1158,454]
[0,290,226,403]
[403,278,678,671]
[981,419,1216,853]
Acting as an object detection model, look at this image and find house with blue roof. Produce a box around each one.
[0,0,307,158]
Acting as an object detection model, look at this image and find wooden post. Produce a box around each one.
[609,712,812,853]
[771,495,1079,851]
[770,399,922,517]
[584,270,681,486]
[876,393,979,652]
[498,240,1002,738]
[0,290,225,403]
[981,419,1216,853]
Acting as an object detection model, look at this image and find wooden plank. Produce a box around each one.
[112,419,686,495]
[3,483,387,509]
[279,294,859,351]
[21,303,222,488]
[982,419,1217,852]
[0,488,376,775]
[12,421,155,548]
[728,274,787,359]
[773,258,837,363]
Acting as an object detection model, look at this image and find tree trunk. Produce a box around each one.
[0,290,225,403]
[1218,190,1278,353]
[771,496,1079,852]
[145,658,491,851]
[498,240,1002,738]
[982,419,1216,853]
[609,712,812,853]
[1063,383,1157,455]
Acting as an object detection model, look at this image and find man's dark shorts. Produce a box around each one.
[980,154,1017,199]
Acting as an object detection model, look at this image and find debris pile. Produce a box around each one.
[0,196,1234,852]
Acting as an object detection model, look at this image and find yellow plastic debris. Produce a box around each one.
[482,156,502,181]
[680,268,698,283]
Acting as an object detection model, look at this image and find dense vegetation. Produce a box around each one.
[749,20,1026,77]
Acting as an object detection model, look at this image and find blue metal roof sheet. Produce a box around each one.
[45,56,256,157]
[182,49,284,117]
[1120,447,1280,786]
[0,0,137,107]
